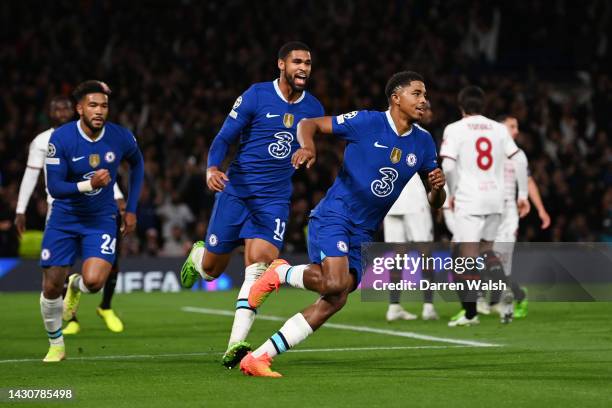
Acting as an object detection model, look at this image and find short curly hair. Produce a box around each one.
[384,71,425,100]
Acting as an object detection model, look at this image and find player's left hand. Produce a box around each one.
[517,199,530,218]
[427,168,445,191]
[121,212,137,237]
[539,209,551,229]
[291,148,316,169]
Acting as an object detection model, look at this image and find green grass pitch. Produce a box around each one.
[1,290,611,407]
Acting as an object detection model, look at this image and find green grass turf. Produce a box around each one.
[0,290,611,407]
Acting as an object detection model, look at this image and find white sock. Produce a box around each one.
[191,246,215,281]
[72,275,90,293]
[252,313,313,358]
[40,293,64,346]
[227,263,267,347]
[284,265,306,289]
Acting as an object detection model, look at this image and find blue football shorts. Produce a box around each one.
[40,209,118,267]
[205,191,289,254]
[307,213,373,286]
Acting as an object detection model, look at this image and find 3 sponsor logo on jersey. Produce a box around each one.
[208,234,218,247]
[47,143,56,158]
[268,131,294,159]
[371,167,399,197]
[105,151,116,163]
[337,241,348,253]
[406,153,417,167]
[41,249,51,260]
[266,113,280,118]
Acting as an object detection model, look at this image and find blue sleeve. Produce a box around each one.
[331,110,367,143]
[45,133,80,198]
[124,131,145,214]
[207,85,258,168]
[418,134,439,177]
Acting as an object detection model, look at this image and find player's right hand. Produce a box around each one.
[14,214,26,238]
[517,199,530,218]
[291,148,316,169]
[91,169,111,189]
[206,167,229,192]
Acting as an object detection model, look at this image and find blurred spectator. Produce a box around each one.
[156,191,195,243]
[1,0,610,255]
[0,195,19,256]
[160,224,191,257]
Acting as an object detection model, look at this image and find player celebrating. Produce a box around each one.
[491,114,551,318]
[440,86,528,327]
[383,100,438,321]
[40,80,144,362]
[240,71,446,377]
[179,41,324,368]
[15,96,125,335]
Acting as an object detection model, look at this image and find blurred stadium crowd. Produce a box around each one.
[1,0,610,256]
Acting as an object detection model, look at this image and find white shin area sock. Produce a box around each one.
[253,313,313,358]
[73,275,90,293]
[192,247,215,281]
[284,265,306,289]
[227,263,267,347]
[40,293,64,346]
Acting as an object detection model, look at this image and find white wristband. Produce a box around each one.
[77,180,94,193]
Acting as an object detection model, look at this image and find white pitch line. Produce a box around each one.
[0,345,467,364]
[181,306,502,348]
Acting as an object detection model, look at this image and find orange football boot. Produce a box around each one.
[248,259,286,308]
[239,352,282,378]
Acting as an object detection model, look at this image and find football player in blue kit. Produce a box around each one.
[39,80,144,362]
[241,71,446,377]
[179,42,325,368]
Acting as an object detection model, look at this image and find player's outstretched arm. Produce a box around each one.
[528,176,551,229]
[293,116,332,169]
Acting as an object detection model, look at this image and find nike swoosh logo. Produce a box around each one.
[72,156,85,162]
[266,113,280,118]
[374,142,389,148]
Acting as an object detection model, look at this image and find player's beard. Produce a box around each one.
[286,71,307,92]
[83,115,105,132]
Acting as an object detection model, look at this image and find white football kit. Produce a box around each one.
[440,115,526,242]
[494,150,529,275]
[384,175,433,242]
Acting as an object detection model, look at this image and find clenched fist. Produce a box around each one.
[428,168,445,191]
[91,169,111,189]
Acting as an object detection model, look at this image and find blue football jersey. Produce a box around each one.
[208,79,325,199]
[312,110,438,231]
[45,120,143,217]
